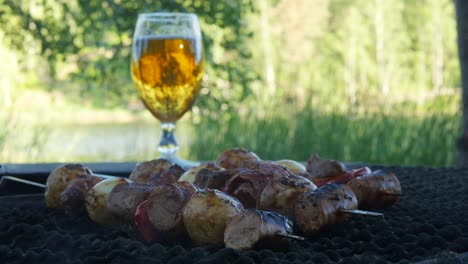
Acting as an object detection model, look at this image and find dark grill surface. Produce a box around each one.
[0,166,467,264]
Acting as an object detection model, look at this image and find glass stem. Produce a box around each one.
[158,122,179,159]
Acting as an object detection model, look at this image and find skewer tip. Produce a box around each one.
[338,208,384,217]
[277,232,306,241]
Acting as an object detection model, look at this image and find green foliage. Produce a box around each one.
[0,109,48,162]
[0,0,462,165]
[0,0,256,108]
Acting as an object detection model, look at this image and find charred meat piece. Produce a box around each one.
[215,148,261,169]
[129,159,172,183]
[60,176,103,216]
[259,173,316,218]
[311,167,372,188]
[248,161,296,176]
[179,163,224,184]
[134,183,198,243]
[194,169,238,190]
[347,170,401,209]
[149,164,186,185]
[45,164,93,208]
[224,209,293,251]
[225,163,316,217]
[224,169,271,208]
[294,182,357,235]
[224,162,295,206]
[182,189,244,246]
[107,182,154,224]
[306,153,348,180]
[134,200,158,242]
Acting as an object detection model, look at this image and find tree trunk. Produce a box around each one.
[345,9,357,105]
[431,0,444,93]
[375,0,390,96]
[455,0,468,166]
[260,0,276,98]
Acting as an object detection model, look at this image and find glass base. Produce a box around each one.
[160,152,200,169]
[157,122,199,169]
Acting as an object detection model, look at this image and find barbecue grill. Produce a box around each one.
[1,163,467,263]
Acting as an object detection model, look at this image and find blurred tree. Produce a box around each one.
[455,0,468,166]
[0,0,460,113]
[0,0,257,109]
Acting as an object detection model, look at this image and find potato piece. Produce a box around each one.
[274,160,307,175]
[182,189,244,246]
[85,177,131,226]
[45,164,93,208]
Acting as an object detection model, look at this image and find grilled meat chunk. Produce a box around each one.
[178,163,224,184]
[295,182,358,235]
[148,164,186,185]
[224,162,295,206]
[224,209,293,251]
[107,182,154,224]
[225,164,316,217]
[60,176,103,216]
[129,159,172,183]
[134,182,199,242]
[347,170,401,209]
[194,169,238,190]
[306,153,347,180]
[215,148,261,169]
[224,169,271,208]
[258,173,316,218]
[311,167,372,188]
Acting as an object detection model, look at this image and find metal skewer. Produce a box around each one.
[93,173,118,179]
[0,173,118,190]
[338,208,384,217]
[277,232,306,241]
[0,176,46,189]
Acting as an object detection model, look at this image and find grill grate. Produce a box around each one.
[0,165,467,263]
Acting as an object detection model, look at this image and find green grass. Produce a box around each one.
[0,90,461,166]
[187,104,460,167]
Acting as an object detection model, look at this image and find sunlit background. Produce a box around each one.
[0,0,461,166]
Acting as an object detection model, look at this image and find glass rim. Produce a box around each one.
[138,12,198,19]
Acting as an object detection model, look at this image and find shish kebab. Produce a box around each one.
[56,160,302,247]
[9,150,400,250]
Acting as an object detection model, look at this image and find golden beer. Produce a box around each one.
[131,36,204,122]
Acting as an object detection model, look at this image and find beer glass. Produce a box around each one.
[131,13,204,167]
